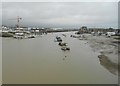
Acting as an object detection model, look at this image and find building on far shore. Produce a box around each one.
[77,26,88,34]
[76,26,119,35]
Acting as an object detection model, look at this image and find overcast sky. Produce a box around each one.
[2,2,118,29]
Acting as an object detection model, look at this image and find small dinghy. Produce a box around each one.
[61,47,70,51]
[58,42,67,46]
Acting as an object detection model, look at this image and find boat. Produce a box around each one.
[13,32,24,39]
[61,47,70,51]
[28,35,36,38]
[56,36,62,42]
[62,34,66,37]
[70,35,80,38]
[13,35,23,39]
[106,32,116,37]
[58,42,67,46]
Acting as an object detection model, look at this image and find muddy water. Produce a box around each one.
[0,37,2,85]
[2,32,118,84]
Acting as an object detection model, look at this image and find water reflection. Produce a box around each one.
[98,55,118,75]
[62,56,67,60]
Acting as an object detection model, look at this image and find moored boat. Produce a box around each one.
[61,47,70,51]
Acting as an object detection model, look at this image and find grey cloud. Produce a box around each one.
[0,3,2,26]
[2,2,118,28]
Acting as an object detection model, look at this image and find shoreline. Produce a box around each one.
[77,34,119,75]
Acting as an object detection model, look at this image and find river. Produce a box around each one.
[2,32,118,84]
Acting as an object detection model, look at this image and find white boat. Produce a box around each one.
[61,46,70,51]
[15,32,24,36]
[106,32,116,37]
[13,35,23,39]
[14,32,24,39]
[28,35,36,38]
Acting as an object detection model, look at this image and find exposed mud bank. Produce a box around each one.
[77,34,119,75]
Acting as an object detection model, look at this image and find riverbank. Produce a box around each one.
[75,34,119,75]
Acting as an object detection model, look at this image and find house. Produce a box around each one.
[77,26,88,34]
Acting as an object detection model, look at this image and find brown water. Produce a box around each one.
[0,37,2,85]
[2,32,118,84]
